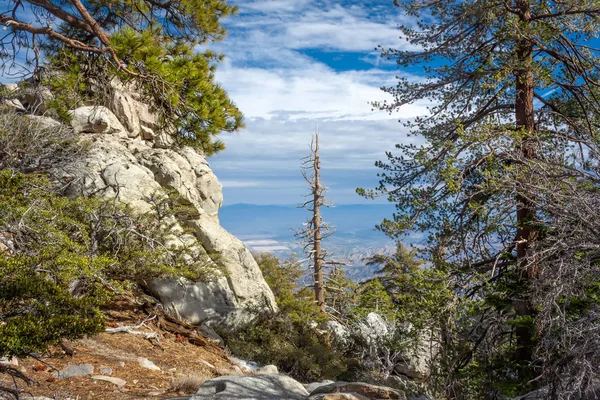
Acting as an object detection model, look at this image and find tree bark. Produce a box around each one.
[514,0,538,365]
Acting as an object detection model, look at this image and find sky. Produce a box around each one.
[209,0,430,205]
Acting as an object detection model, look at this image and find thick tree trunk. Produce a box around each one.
[514,0,538,366]
[313,133,326,313]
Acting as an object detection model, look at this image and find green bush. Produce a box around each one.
[225,254,352,382]
[0,170,216,359]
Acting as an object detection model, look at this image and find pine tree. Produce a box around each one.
[361,0,600,396]
[0,0,243,155]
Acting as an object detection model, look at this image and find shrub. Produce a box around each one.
[0,107,80,172]
[225,254,352,382]
[0,170,216,361]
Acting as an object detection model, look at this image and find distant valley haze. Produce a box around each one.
[219,203,425,281]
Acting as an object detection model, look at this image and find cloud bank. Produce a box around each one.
[210,0,427,204]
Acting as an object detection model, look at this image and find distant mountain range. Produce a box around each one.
[219,203,424,281]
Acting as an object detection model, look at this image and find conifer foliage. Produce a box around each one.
[362,0,600,397]
[0,0,244,155]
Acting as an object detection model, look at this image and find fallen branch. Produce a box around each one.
[0,364,33,400]
[105,314,160,341]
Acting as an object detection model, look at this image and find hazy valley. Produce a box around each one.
[220,203,423,281]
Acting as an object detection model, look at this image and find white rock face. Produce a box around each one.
[69,106,128,138]
[51,92,277,329]
[137,147,222,221]
[108,82,159,139]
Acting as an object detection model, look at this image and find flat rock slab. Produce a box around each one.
[311,382,406,400]
[53,364,94,379]
[310,393,370,400]
[91,375,126,388]
[192,374,309,400]
[306,380,336,393]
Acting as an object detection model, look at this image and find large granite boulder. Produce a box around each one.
[44,89,277,330]
[136,146,222,221]
[192,374,310,400]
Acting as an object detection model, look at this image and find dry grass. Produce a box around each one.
[170,374,209,394]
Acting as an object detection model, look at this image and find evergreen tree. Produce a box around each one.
[0,0,243,155]
[361,0,600,396]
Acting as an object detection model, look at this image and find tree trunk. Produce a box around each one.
[313,133,326,313]
[514,0,538,366]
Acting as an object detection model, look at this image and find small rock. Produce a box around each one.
[147,390,165,396]
[118,361,125,368]
[0,356,18,366]
[25,114,62,129]
[91,375,126,388]
[4,98,25,111]
[20,86,53,114]
[256,364,278,374]
[54,364,94,379]
[99,366,113,375]
[133,379,139,384]
[137,357,160,371]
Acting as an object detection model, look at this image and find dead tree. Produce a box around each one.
[296,130,333,313]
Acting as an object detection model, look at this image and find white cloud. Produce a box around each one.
[227,0,418,53]
[206,0,430,204]
[216,61,429,121]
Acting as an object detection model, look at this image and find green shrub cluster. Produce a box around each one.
[225,246,453,386]
[0,170,216,359]
[225,254,353,382]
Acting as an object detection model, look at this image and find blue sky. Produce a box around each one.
[209,0,430,205]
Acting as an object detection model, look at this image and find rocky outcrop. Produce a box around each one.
[192,374,310,400]
[354,313,437,382]
[3,85,277,330]
[192,375,412,400]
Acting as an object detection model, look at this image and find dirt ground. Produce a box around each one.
[2,297,245,400]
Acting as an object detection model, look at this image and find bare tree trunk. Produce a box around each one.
[296,131,329,313]
[312,133,326,313]
[514,0,538,366]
